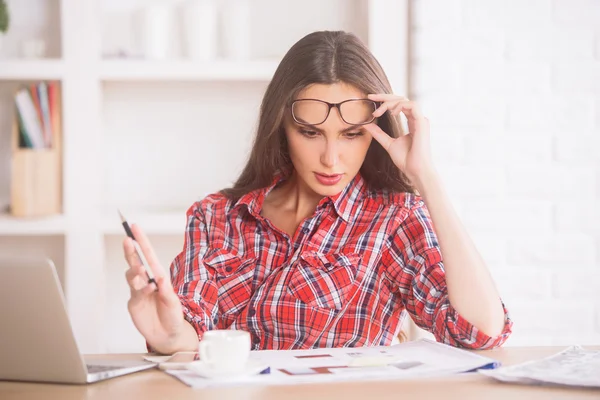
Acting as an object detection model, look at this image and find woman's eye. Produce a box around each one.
[345,132,364,139]
[299,129,319,138]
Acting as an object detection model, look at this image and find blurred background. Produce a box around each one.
[0,0,598,354]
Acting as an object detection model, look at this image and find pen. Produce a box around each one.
[118,209,156,286]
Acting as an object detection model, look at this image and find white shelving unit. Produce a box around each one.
[100,59,280,81]
[0,60,65,80]
[0,214,66,235]
[0,0,409,354]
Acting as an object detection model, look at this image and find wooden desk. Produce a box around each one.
[1,347,598,400]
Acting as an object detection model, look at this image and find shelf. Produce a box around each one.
[0,213,66,235]
[100,59,280,82]
[0,211,186,236]
[0,59,65,80]
[101,210,187,236]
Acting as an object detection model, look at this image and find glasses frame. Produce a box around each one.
[290,98,380,126]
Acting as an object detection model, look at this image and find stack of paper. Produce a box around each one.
[166,339,501,389]
[480,346,600,388]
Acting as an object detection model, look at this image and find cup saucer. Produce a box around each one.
[186,359,270,379]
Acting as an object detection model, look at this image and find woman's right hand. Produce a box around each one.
[123,224,185,353]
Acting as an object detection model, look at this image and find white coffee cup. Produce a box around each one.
[198,330,251,373]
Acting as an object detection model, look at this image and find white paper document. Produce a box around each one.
[166,338,500,389]
[480,346,600,389]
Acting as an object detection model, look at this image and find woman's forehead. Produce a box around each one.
[295,82,367,102]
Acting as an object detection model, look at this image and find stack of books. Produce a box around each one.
[14,82,61,149]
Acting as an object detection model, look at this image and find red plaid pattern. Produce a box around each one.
[170,173,513,350]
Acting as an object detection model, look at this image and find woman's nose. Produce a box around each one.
[320,140,340,168]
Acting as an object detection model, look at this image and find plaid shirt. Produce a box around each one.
[170,173,513,350]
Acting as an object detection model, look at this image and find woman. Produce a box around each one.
[123,31,512,354]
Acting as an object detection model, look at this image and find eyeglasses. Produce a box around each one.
[291,98,379,126]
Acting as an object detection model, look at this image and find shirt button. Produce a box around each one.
[225,266,233,272]
[213,317,219,325]
[248,308,256,317]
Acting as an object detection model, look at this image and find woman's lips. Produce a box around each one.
[314,172,343,186]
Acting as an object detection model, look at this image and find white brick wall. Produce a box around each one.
[411,0,600,346]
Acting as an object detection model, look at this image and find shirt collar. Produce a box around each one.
[233,171,366,224]
[232,172,287,220]
[318,172,366,223]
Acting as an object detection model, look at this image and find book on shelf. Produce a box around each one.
[14,81,60,150]
[37,82,53,147]
[16,111,33,148]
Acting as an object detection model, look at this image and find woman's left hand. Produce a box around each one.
[364,94,434,183]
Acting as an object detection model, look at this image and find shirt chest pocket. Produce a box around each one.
[288,252,360,310]
[203,249,256,314]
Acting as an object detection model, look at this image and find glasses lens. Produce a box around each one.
[292,100,330,125]
[339,100,377,125]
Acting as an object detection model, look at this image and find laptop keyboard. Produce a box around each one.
[86,364,125,374]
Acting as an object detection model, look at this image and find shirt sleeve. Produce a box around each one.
[169,200,220,341]
[381,199,513,349]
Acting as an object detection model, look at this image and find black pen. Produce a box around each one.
[119,210,156,286]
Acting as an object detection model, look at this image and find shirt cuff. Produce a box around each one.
[441,300,513,349]
[178,294,211,341]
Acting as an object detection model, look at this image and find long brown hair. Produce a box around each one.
[222,31,414,201]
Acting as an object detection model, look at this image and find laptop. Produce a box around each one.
[0,256,157,384]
